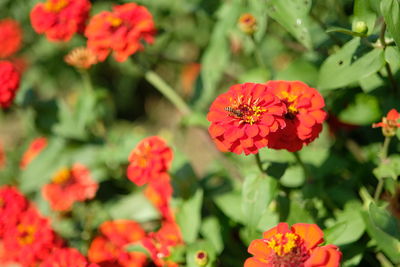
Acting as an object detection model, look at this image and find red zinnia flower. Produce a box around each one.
[142,220,183,267]
[127,136,173,186]
[245,222,341,267]
[42,163,98,211]
[85,3,156,62]
[265,80,327,152]
[2,208,62,266]
[40,247,90,267]
[207,83,286,155]
[30,0,91,42]
[0,60,20,109]
[88,220,147,267]
[144,173,174,221]
[20,137,48,169]
[373,108,400,137]
[0,19,22,58]
[0,186,29,238]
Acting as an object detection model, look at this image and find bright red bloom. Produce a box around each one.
[373,108,400,137]
[127,136,173,186]
[20,137,48,169]
[85,3,156,62]
[0,186,29,238]
[144,173,174,221]
[40,247,90,267]
[2,208,62,266]
[0,61,20,109]
[0,19,22,58]
[42,163,98,211]
[88,220,147,267]
[265,81,327,152]
[142,220,183,267]
[30,0,91,42]
[207,83,286,155]
[245,223,341,267]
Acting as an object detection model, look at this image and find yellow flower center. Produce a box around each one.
[17,224,36,245]
[44,0,69,12]
[52,167,71,184]
[226,96,267,125]
[280,91,299,114]
[267,233,299,256]
[107,15,123,27]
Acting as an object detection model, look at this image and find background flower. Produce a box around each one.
[0,61,20,109]
[0,18,22,59]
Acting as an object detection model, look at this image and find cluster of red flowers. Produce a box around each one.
[207,81,327,154]
[0,60,20,109]
[42,163,99,211]
[126,136,183,266]
[0,18,22,59]
[245,222,342,267]
[30,1,156,64]
[0,186,93,266]
[373,108,400,137]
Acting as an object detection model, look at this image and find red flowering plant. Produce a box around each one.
[144,172,174,221]
[88,220,147,267]
[85,3,156,62]
[207,83,286,155]
[126,136,173,186]
[0,60,20,109]
[245,223,342,267]
[373,108,400,137]
[42,163,98,211]
[0,19,22,59]
[30,0,91,42]
[40,247,91,267]
[20,137,48,169]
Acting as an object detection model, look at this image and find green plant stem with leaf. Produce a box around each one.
[80,70,94,93]
[374,136,392,201]
[293,151,313,183]
[379,23,398,94]
[254,153,264,174]
[145,71,192,116]
[250,35,266,69]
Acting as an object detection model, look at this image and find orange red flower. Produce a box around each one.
[245,222,341,267]
[64,46,98,69]
[265,80,327,152]
[40,247,90,267]
[207,83,286,155]
[373,108,400,137]
[2,207,62,266]
[0,18,22,58]
[30,0,91,42]
[238,13,257,35]
[42,163,98,211]
[126,136,173,186]
[142,220,183,267]
[20,137,48,169]
[85,3,156,62]
[88,220,147,267]
[0,60,20,109]
[144,173,174,221]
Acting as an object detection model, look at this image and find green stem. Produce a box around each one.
[250,35,266,69]
[293,152,313,183]
[374,136,392,201]
[379,23,398,94]
[80,70,93,92]
[145,70,191,115]
[254,153,264,174]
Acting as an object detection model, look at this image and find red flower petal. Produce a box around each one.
[291,223,324,250]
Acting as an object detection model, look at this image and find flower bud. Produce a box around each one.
[195,250,208,266]
[353,21,368,35]
[238,13,257,35]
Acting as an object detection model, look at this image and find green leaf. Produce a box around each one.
[326,27,366,37]
[325,201,365,246]
[373,155,400,180]
[198,0,242,109]
[353,0,377,35]
[369,202,400,239]
[318,38,385,90]
[186,240,216,267]
[108,193,160,222]
[338,93,381,125]
[381,0,400,50]
[125,244,150,256]
[200,217,224,254]
[362,210,400,263]
[286,200,314,225]
[238,68,271,84]
[241,174,278,230]
[176,189,203,243]
[214,191,244,224]
[280,166,305,188]
[266,0,313,50]
[274,58,318,86]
